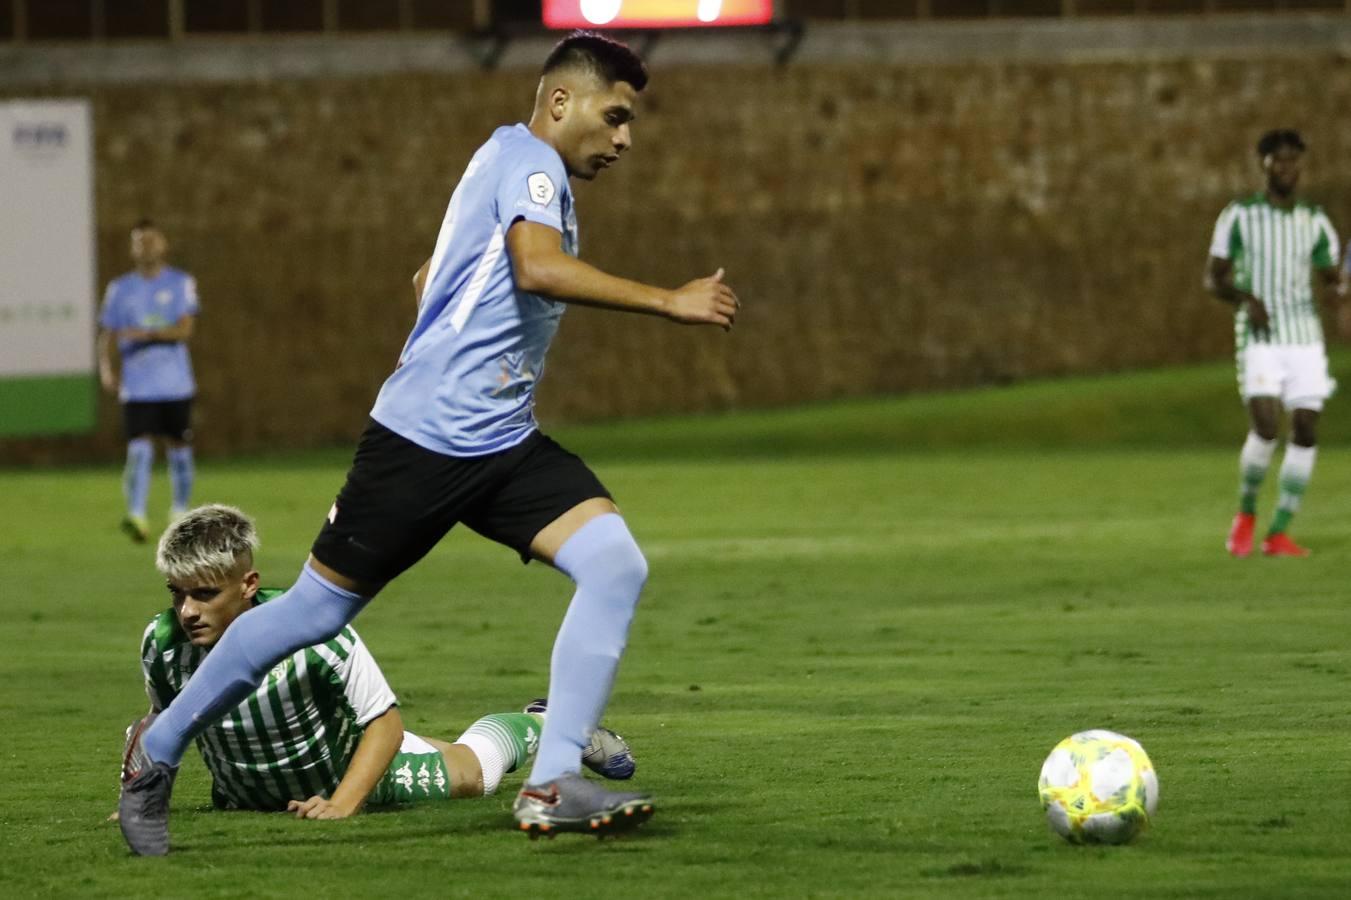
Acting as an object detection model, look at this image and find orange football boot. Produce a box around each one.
[1261,532,1310,557]
[1226,512,1256,558]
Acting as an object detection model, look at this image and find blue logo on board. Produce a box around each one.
[13,122,68,149]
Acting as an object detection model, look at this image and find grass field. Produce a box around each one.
[3,358,1351,898]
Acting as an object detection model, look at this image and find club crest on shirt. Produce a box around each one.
[527,172,555,206]
[155,289,173,306]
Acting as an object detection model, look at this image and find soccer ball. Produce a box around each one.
[1038,730,1159,844]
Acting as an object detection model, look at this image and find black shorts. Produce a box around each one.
[123,399,193,441]
[311,420,612,584]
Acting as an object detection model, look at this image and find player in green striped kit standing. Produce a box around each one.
[122,505,635,819]
[1205,129,1347,558]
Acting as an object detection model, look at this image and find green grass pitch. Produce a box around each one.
[3,358,1350,898]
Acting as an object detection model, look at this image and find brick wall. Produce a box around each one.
[4,54,1350,461]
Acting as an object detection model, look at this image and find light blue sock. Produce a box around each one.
[528,514,647,784]
[123,437,153,519]
[166,445,194,513]
[142,561,370,766]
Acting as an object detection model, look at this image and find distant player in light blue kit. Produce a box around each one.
[119,32,739,854]
[97,219,199,543]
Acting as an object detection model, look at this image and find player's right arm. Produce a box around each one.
[140,614,179,713]
[1205,256,1264,309]
[110,618,177,822]
[1204,203,1268,334]
[96,282,120,395]
[506,220,739,329]
[96,328,119,395]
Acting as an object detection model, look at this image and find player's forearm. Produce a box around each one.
[128,324,192,343]
[327,707,403,814]
[156,322,193,341]
[516,252,672,317]
[1214,287,1258,307]
[1204,271,1256,307]
[1204,257,1232,302]
[96,331,116,373]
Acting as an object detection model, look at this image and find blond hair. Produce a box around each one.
[156,504,259,582]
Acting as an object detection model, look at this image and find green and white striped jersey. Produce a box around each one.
[1209,193,1340,347]
[140,589,398,811]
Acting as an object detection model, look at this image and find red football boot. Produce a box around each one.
[1261,532,1310,558]
[1226,513,1256,558]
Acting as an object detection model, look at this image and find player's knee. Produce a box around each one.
[236,572,364,671]
[1252,419,1279,442]
[560,515,648,598]
[586,534,647,598]
[612,539,648,594]
[1290,408,1319,447]
[235,598,346,674]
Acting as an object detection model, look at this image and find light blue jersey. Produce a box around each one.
[99,266,199,403]
[370,124,578,457]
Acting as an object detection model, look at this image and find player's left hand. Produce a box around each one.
[287,796,356,819]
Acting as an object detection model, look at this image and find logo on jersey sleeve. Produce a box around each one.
[527,172,556,206]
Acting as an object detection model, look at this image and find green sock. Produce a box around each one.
[1239,461,1267,514]
[456,712,543,773]
[1239,486,1259,516]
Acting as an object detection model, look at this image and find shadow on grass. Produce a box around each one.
[138,806,673,856]
[920,858,1033,878]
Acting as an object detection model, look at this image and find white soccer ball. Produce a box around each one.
[1038,729,1159,844]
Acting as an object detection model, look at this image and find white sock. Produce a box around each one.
[1238,432,1277,510]
[454,733,505,795]
[1240,431,1277,470]
[1276,444,1317,513]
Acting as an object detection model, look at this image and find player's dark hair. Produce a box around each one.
[543,31,648,91]
[1256,129,1305,157]
[132,217,157,232]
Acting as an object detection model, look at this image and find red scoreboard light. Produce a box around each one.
[543,0,777,29]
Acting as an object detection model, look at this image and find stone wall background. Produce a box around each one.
[4,29,1351,462]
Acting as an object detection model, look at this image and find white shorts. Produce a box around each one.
[399,731,437,754]
[1238,343,1336,411]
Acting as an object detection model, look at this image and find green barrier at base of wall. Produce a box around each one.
[0,373,97,437]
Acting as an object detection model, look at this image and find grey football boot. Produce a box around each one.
[118,713,179,856]
[513,773,654,839]
[523,699,637,780]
